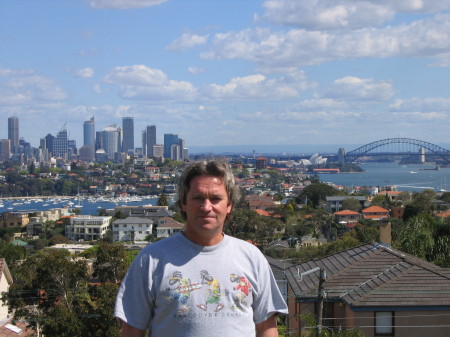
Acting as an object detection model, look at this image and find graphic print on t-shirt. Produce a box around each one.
[162,269,253,316]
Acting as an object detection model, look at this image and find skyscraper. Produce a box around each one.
[45,133,55,156]
[8,116,19,154]
[102,125,120,160]
[0,139,11,161]
[146,125,156,157]
[53,124,68,159]
[122,117,134,154]
[83,117,95,147]
[164,133,178,159]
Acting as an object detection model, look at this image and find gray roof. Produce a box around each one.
[286,243,450,309]
[326,196,367,201]
[113,217,153,225]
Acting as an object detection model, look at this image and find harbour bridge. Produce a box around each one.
[343,138,450,164]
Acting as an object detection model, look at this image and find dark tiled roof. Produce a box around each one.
[286,243,450,309]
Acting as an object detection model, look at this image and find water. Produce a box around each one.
[0,196,158,215]
[318,162,450,192]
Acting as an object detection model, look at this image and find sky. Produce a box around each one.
[1,0,450,154]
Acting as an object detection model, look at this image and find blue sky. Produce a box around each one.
[1,0,450,152]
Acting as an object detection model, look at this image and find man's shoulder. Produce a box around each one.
[141,234,182,253]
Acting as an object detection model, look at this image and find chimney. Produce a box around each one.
[379,220,392,247]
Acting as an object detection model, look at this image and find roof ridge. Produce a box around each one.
[339,262,405,300]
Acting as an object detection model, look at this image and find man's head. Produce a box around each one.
[177,160,240,221]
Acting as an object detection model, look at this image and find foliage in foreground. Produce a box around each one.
[1,244,131,337]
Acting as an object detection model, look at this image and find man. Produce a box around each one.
[115,160,288,336]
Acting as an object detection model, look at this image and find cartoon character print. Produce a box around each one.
[164,271,201,314]
[196,270,225,312]
[229,273,252,311]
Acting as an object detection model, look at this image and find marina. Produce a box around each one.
[0,195,159,215]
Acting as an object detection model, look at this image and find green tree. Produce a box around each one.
[157,193,168,206]
[2,249,121,337]
[341,198,362,212]
[297,183,343,208]
[93,242,129,283]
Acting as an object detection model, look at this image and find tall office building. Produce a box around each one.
[53,124,68,159]
[164,133,178,159]
[44,133,55,156]
[0,139,11,161]
[122,117,134,154]
[146,125,156,157]
[83,117,95,146]
[8,117,19,154]
[82,117,95,161]
[102,125,120,160]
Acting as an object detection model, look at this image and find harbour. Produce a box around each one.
[318,162,450,192]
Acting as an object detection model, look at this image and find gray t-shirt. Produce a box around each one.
[115,233,288,336]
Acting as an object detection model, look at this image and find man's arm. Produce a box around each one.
[120,320,146,337]
[255,314,278,337]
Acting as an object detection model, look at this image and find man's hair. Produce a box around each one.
[177,160,240,220]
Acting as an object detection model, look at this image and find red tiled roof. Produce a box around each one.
[361,206,389,213]
[436,210,450,217]
[334,209,359,215]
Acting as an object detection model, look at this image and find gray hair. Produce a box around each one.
[177,160,241,220]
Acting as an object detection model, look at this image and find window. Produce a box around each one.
[375,311,394,336]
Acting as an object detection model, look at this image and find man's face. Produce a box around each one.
[181,175,232,246]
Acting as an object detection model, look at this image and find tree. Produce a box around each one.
[93,242,129,283]
[2,249,121,337]
[341,198,362,212]
[297,183,343,208]
[157,193,168,206]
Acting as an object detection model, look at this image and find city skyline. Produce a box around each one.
[1,1,450,148]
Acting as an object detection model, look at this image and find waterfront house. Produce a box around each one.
[113,217,154,242]
[156,217,184,238]
[65,215,112,241]
[284,243,450,337]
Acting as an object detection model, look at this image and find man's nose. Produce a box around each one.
[200,199,212,211]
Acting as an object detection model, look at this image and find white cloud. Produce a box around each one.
[75,67,94,78]
[188,66,205,75]
[202,13,450,69]
[166,33,209,51]
[83,0,168,10]
[262,0,450,29]
[390,97,450,116]
[103,65,197,101]
[321,76,394,102]
[205,71,311,101]
[0,68,68,105]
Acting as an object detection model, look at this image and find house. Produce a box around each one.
[333,209,360,224]
[113,205,173,221]
[65,215,112,241]
[284,243,450,337]
[156,217,184,238]
[361,205,390,220]
[112,217,154,241]
[326,196,367,213]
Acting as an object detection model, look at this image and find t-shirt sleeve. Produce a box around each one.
[114,250,154,331]
[251,252,288,324]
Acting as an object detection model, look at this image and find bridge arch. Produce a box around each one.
[344,138,450,164]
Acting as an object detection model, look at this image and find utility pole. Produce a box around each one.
[299,267,327,337]
[316,268,326,336]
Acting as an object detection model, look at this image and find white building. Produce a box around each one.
[65,215,112,241]
[112,217,154,242]
[156,217,184,238]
